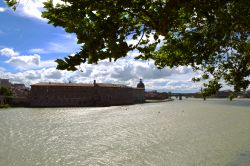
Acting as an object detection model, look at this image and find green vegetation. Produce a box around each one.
[0,87,12,96]
[146,99,174,103]
[0,104,10,109]
[5,0,250,97]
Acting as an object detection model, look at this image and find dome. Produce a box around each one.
[137,79,145,89]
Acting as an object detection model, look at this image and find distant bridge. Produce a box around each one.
[171,93,197,100]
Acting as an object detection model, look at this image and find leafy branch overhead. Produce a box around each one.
[5,0,250,96]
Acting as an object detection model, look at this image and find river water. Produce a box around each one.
[0,99,250,166]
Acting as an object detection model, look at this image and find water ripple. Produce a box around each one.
[0,99,250,165]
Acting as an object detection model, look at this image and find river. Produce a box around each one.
[0,99,250,166]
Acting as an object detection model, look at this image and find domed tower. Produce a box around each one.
[137,79,145,89]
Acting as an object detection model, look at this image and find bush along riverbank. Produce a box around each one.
[0,104,10,109]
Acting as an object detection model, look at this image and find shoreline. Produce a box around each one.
[145,98,174,103]
[0,104,10,109]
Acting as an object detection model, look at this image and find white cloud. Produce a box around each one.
[135,62,172,79]
[5,54,56,70]
[74,58,197,90]
[0,61,203,92]
[0,7,6,12]
[0,48,204,92]
[175,66,193,74]
[13,0,47,21]
[41,68,63,79]
[9,0,64,21]
[40,60,56,68]
[1,47,56,70]
[1,47,57,70]
[22,70,42,80]
[6,54,40,70]
[28,48,47,54]
[0,48,19,57]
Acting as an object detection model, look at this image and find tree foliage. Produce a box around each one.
[0,87,12,96]
[5,0,250,96]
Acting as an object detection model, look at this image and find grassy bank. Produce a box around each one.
[0,104,10,109]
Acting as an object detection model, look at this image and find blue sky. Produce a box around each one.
[0,0,204,92]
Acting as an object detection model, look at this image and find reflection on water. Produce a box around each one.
[0,99,250,166]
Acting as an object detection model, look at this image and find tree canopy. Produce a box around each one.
[0,87,12,96]
[6,0,250,96]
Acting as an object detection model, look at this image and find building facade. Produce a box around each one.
[0,79,11,88]
[30,81,145,107]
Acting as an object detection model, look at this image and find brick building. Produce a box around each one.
[30,81,145,107]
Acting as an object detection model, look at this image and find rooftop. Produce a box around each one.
[31,82,131,88]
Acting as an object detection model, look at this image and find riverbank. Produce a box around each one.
[145,98,174,103]
[0,104,10,109]
[0,98,174,108]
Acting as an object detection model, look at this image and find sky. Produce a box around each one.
[0,0,205,93]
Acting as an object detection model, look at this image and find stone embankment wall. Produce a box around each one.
[0,96,29,107]
[30,83,145,107]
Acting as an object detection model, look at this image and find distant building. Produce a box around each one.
[145,91,169,100]
[0,79,11,88]
[13,84,26,90]
[212,90,232,98]
[11,84,29,98]
[246,90,250,98]
[29,80,145,107]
